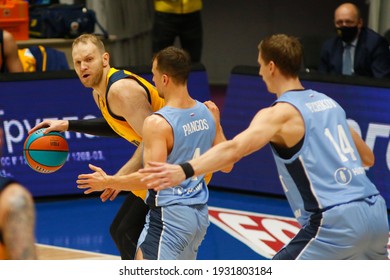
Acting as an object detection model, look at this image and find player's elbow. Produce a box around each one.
[361,153,375,168]
[220,163,234,173]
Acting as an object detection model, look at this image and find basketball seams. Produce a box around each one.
[23,129,69,174]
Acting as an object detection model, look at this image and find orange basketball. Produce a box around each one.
[23,128,69,173]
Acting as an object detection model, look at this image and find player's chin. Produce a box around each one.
[80,77,93,87]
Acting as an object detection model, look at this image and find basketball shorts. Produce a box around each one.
[273,194,389,260]
[137,203,209,260]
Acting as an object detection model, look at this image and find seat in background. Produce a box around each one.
[18,45,69,72]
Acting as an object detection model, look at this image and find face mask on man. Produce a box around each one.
[336,26,359,43]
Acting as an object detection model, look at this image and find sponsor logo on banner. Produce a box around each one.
[208,206,300,259]
[208,206,390,259]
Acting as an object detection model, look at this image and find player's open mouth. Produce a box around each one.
[83,74,90,78]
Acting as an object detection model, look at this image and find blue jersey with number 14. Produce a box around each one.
[271,90,379,227]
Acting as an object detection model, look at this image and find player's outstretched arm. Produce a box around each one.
[77,164,148,194]
[140,161,186,190]
[140,106,283,190]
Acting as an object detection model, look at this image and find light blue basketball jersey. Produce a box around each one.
[146,100,216,207]
[271,90,379,226]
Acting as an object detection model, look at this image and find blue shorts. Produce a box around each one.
[273,195,389,260]
[137,204,209,260]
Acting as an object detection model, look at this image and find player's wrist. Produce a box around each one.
[64,120,70,131]
[179,162,195,179]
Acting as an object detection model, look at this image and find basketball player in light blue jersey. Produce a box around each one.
[139,34,389,260]
[77,46,231,259]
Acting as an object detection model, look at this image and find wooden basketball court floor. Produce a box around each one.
[33,187,390,260]
[36,243,120,260]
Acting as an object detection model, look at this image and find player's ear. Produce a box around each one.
[269,61,276,74]
[102,52,109,67]
[162,74,169,85]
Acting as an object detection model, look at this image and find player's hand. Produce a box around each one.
[29,119,69,134]
[139,161,185,191]
[204,100,221,125]
[77,164,110,194]
[100,188,121,202]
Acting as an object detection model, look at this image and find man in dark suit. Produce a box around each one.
[319,2,390,79]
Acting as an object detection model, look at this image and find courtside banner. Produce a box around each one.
[211,66,390,209]
[0,65,210,197]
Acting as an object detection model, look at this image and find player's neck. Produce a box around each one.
[165,87,195,108]
[92,68,110,97]
[277,77,304,97]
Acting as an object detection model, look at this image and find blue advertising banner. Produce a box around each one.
[211,66,390,209]
[0,65,211,197]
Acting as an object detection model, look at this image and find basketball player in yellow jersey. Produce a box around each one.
[29,34,164,260]
[30,34,215,259]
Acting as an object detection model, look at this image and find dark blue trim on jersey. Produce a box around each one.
[139,207,163,259]
[273,212,322,259]
[146,189,157,208]
[285,158,320,212]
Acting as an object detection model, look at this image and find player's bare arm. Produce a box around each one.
[0,183,36,259]
[349,126,375,167]
[98,145,144,202]
[77,114,170,193]
[3,30,23,73]
[140,104,293,190]
[108,79,154,136]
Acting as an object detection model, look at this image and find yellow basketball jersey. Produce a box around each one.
[99,68,165,147]
[99,68,164,199]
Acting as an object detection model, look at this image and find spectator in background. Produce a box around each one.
[0,29,23,73]
[319,2,390,78]
[152,0,203,63]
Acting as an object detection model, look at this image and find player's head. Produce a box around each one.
[72,34,109,88]
[257,34,302,79]
[72,34,106,55]
[152,46,191,86]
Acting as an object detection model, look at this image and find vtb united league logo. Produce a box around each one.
[208,206,390,259]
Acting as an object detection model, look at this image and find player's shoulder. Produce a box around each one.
[143,114,170,136]
[109,76,140,91]
[265,101,297,115]
[144,114,167,127]
[254,102,298,124]
[108,77,147,100]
